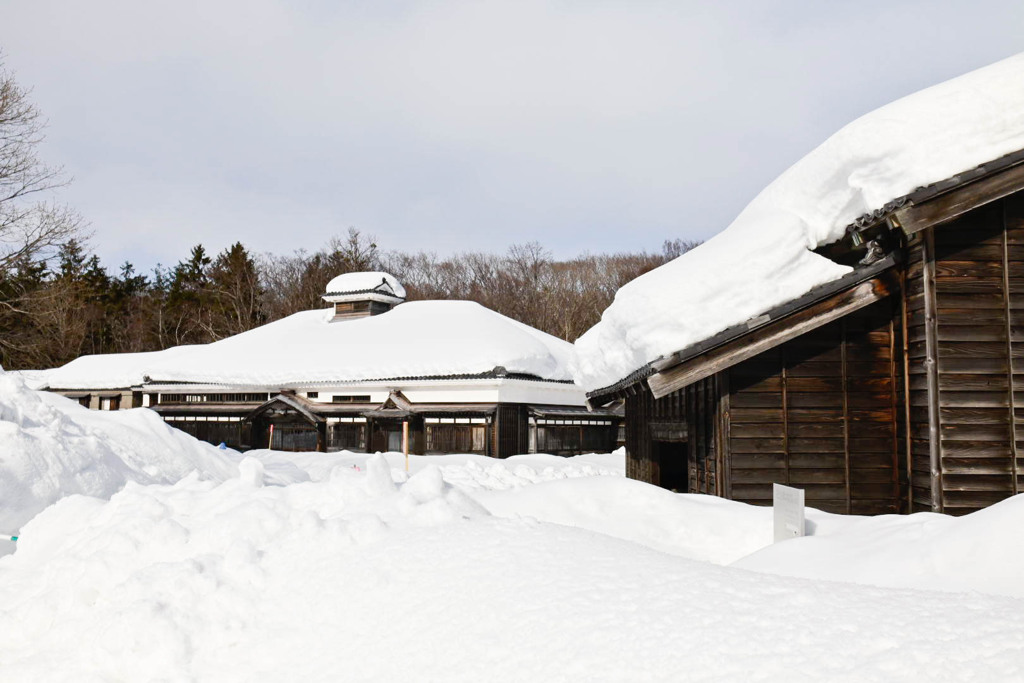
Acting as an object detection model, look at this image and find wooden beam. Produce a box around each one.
[894,162,1024,235]
[647,274,896,399]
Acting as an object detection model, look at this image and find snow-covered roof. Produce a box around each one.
[323,271,406,301]
[572,52,1024,393]
[3,369,52,391]
[143,300,573,386]
[42,347,200,391]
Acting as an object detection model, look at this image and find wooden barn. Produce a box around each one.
[580,57,1024,515]
[39,272,619,458]
[590,153,1024,515]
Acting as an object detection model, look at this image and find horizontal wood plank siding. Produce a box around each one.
[925,199,1021,513]
[1007,194,1024,498]
[726,300,902,514]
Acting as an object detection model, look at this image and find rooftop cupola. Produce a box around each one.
[322,271,406,321]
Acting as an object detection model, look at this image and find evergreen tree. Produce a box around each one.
[208,242,265,338]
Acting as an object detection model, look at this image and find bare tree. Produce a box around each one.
[662,238,702,261]
[0,56,83,272]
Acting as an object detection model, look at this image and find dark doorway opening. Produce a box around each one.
[653,440,689,492]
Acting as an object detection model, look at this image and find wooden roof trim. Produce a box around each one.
[530,404,623,419]
[647,270,898,399]
[894,157,1024,236]
[245,394,325,424]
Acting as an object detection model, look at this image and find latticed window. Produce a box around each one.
[425,424,488,454]
[327,423,366,452]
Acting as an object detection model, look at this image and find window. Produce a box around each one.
[100,395,121,411]
[271,426,319,452]
[335,301,370,315]
[426,424,488,454]
[332,395,371,403]
[327,423,366,452]
[307,391,319,399]
[160,393,270,404]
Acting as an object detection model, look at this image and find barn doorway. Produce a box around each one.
[653,440,688,492]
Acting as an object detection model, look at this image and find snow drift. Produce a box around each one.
[0,367,236,548]
[734,495,1024,597]
[2,454,1024,681]
[573,52,1024,392]
[3,371,1024,680]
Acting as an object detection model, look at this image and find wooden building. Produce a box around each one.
[40,272,620,458]
[587,150,1024,515]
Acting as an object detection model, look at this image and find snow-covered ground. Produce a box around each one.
[2,370,1023,680]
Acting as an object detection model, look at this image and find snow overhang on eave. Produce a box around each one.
[586,254,900,408]
[321,291,405,306]
[843,147,1024,239]
[587,148,1024,409]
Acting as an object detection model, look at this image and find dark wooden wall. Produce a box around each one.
[625,386,687,486]
[724,300,903,514]
[622,188,1024,516]
[624,299,903,514]
[685,377,720,496]
[906,196,1024,514]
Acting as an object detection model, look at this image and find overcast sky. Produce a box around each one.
[2,1,1023,270]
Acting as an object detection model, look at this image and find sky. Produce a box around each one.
[2,1,1023,271]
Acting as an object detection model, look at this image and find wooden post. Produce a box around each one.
[268,423,275,450]
[841,318,851,515]
[403,420,409,472]
[922,228,943,512]
[900,274,914,513]
[1001,213,1020,496]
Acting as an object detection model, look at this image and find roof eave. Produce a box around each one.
[585,253,900,405]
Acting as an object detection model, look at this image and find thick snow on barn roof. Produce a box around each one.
[142,300,574,386]
[572,52,1024,393]
[42,347,200,390]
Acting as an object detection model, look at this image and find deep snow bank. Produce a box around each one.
[573,52,1024,391]
[734,494,1024,597]
[0,369,236,548]
[244,447,624,488]
[1,456,1022,682]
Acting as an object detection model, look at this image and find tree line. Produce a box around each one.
[0,53,698,371]
[0,228,697,370]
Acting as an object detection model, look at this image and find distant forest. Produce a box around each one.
[0,229,699,370]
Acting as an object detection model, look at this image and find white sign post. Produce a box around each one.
[773,483,805,542]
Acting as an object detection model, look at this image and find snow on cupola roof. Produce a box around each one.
[571,51,1024,394]
[322,272,406,304]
